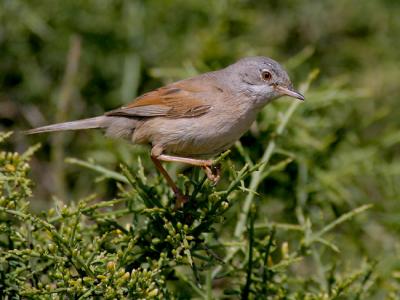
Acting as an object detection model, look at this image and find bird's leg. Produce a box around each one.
[150,155,188,209]
[151,145,221,208]
[156,154,221,184]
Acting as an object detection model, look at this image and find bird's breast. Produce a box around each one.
[133,103,259,157]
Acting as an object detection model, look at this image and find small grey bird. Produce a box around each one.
[27,56,304,207]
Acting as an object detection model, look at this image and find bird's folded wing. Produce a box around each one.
[105,79,212,118]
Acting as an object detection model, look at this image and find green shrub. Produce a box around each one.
[2,67,393,298]
[1,1,400,299]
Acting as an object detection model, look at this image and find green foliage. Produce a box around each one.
[1,0,400,299]
[3,62,399,297]
[0,128,379,299]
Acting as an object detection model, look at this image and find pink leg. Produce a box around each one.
[150,145,221,209]
[151,156,188,209]
[157,154,221,183]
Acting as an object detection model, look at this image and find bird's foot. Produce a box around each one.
[203,163,221,185]
[174,191,189,210]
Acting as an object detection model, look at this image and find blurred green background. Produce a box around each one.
[1,0,400,297]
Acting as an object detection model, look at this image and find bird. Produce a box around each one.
[26,56,304,208]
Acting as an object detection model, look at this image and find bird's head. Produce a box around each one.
[226,56,304,106]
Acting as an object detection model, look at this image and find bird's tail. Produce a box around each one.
[25,116,107,135]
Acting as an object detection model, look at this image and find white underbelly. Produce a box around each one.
[135,109,258,157]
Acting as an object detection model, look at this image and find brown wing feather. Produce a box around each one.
[105,79,212,119]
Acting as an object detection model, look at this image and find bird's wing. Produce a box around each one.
[105,79,213,119]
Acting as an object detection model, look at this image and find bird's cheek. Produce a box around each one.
[255,87,277,104]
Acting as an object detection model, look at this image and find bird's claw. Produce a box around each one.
[174,192,189,210]
[203,163,221,185]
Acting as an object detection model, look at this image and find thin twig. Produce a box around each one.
[212,69,318,279]
[51,35,81,199]
[65,158,128,183]
[242,209,255,300]
[261,227,276,296]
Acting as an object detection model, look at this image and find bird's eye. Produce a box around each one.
[261,70,272,81]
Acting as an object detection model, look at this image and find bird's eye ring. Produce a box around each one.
[261,70,272,81]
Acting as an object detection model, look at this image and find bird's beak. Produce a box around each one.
[275,85,305,101]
